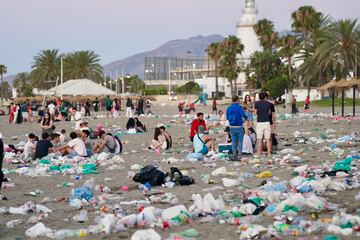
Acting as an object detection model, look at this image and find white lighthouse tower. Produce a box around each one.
[236,0,262,88]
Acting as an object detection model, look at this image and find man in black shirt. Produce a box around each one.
[254,92,273,158]
[34,133,54,160]
[85,99,91,117]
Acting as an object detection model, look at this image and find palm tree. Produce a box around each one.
[0,64,7,102]
[13,72,33,97]
[254,19,278,52]
[314,19,360,79]
[278,34,300,89]
[219,35,244,95]
[64,50,103,82]
[291,6,322,93]
[206,42,222,98]
[291,6,321,50]
[31,49,61,89]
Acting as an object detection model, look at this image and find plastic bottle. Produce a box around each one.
[6,219,22,228]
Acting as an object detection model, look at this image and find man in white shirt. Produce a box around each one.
[60,132,87,157]
[48,102,56,119]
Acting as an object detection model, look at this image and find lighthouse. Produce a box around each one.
[236,0,262,65]
[236,0,262,88]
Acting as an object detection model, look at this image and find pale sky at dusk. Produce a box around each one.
[0,0,359,75]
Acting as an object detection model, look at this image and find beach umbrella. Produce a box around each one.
[336,78,360,116]
[318,80,337,115]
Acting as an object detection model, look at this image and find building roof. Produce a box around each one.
[46,78,116,96]
[318,80,337,90]
[336,78,360,88]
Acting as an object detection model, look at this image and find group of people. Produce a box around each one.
[7,95,155,124]
[189,92,277,161]
[23,126,122,162]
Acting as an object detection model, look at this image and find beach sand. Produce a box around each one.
[0,104,359,239]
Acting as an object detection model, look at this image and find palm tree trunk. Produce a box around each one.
[229,80,233,96]
[0,73,3,104]
[234,78,237,96]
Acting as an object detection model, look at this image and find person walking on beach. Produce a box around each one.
[304,95,310,111]
[212,98,217,115]
[226,95,248,161]
[85,99,91,117]
[137,97,144,115]
[93,97,99,116]
[254,92,273,158]
[104,96,113,118]
[291,96,297,114]
[126,97,133,117]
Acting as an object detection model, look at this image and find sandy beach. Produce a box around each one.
[0,104,359,240]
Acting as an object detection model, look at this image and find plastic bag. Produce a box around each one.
[25,223,52,238]
[131,229,161,240]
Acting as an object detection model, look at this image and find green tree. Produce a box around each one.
[245,51,286,88]
[0,64,7,101]
[254,19,279,52]
[206,42,222,97]
[124,75,145,93]
[64,50,103,82]
[263,76,289,99]
[0,82,11,99]
[31,49,61,89]
[13,72,34,97]
[174,82,201,95]
[314,19,360,79]
[219,35,244,95]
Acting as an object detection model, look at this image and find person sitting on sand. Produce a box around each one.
[24,133,36,161]
[126,118,137,134]
[50,133,61,150]
[93,131,116,154]
[81,130,93,157]
[34,132,54,160]
[60,132,87,157]
[134,117,146,132]
[159,125,172,150]
[217,110,226,126]
[193,126,216,155]
[149,127,167,152]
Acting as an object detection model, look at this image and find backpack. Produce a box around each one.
[166,167,195,186]
[107,136,122,154]
[133,165,165,186]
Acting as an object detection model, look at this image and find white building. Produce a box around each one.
[195,76,232,97]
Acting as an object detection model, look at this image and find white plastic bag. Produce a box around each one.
[25,223,52,238]
[131,229,161,240]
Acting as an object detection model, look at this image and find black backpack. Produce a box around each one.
[167,167,195,186]
[133,165,165,186]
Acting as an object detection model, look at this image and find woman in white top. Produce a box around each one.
[217,110,226,126]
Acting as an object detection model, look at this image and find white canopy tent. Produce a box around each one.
[44,78,116,96]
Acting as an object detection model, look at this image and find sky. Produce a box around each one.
[0,0,359,75]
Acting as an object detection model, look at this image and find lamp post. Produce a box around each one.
[60,57,63,100]
[168,61,171,101]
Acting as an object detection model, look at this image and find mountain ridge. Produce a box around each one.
[102,34,224,78]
